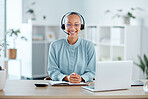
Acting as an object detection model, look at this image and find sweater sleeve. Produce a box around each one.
[48,42,66,81]
[81,42,96,82]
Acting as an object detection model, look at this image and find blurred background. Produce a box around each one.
[0,0,148,80]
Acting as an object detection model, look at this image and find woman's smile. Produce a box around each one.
[69,31,77,35]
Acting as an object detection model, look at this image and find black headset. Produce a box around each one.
[61,12,85,31]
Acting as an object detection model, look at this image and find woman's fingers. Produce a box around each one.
[69,76,81,83]
[69,79,81,83]
[69,73,82,83]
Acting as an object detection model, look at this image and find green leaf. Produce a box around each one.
[136,7,143,11]
[135,63,145,72]
[21,36,27,41]
[134,61,145,72]
[146,68,148,79]
[105,10,110,13]
[127,12,136,19]
[138,55,146,72]
[144,54,148,67]
[131,8,135,10]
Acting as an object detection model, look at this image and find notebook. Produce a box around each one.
[49,81,89,86]
[82,61,133,91]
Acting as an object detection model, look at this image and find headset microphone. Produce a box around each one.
[63,30,69,35]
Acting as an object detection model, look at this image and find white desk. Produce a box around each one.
[0,80,148,99]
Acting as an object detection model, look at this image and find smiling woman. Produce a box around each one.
[48,12,96,83]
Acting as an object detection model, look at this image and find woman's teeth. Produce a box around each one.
[70,32,76,35]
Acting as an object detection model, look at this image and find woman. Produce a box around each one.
[48,12,96,83]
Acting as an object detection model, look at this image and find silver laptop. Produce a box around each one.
[82,61,133,92]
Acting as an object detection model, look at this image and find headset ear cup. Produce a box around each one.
[61,24,65,30]
[81,24,84,30]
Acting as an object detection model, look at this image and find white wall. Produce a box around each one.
[84,0,148,26]
[0,0,5,59]
[22,0,86,25]
[0,0,5,39]
[6,0,22,79]
[22,0,148,26]
[7,0,22,29]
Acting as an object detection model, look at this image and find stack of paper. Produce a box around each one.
[49,81,89,86]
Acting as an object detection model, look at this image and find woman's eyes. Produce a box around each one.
[66,24,80,27]
[75,24,79,26]
[67,24,71,26]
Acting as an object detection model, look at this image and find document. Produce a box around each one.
[49,81,88,86]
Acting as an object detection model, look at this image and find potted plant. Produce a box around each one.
[6,29,27,59]
[0,40,9,58]
[134,54,148,79]
[105,7,143,25]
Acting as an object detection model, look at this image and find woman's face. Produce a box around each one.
[65,14,81,38]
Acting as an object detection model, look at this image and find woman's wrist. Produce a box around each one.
[63,75,69,82]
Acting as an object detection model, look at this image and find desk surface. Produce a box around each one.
[0,80,148,99]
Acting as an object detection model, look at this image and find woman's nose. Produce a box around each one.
[70,26,76,30]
